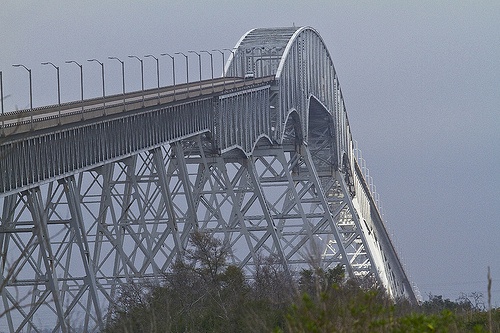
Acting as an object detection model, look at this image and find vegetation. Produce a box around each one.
[105,232,500,332]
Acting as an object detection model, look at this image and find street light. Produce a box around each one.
[128,55,144,106]
[212,49,225,75]
[108,56,126,109]
[145,54,160,102]
[1,71,4,132]
[12,64,33,128]
[212,49,226,90]
[223,48,236,88]
[0,71,4,118]
[41,61,61,124]
[41,62,61,106]
[65,60,84,118]
[108,57,125,95]
[266,46,279,76]
[188,51,202,94]
[87,59,105,97]
[257,47,264,78]
[201,51,214,93]
[160,53,176,99]
[12,64,33,110]
[174,52,189,97]
[87,59,106,114]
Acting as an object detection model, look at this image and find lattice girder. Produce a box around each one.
[1,26,417,331]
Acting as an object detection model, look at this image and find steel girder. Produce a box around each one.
[230,27,416,302]
[0,132,387,331]
[0,26,417,331]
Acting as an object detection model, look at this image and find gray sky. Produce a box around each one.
[1,1,499,305]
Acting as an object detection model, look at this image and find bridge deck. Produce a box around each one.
[0,76,275,138]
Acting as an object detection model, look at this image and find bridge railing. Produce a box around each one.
[0,76,275,138]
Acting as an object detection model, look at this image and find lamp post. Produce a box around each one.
[65,60,84,118]
[87,59,105,98]
[108,57,125,95]
[160,53,176,99]
[201,50,214,93]
[108,56,126,108]
[41,62,61,106]
[249,47,259,84]
[128,55,144,106]
[145,54,160,102]
[267,46,278,76]
[41,61,61,124]
[188,51,202,95]
[0,71,4,117]
[212,49,226,82]
[223,48,236,88]
[258,47,263,78]
[88,59,106,114]
[1,71,4,132]
[12,64,33,128]
[175,52,189,97]
[12,64,33,110]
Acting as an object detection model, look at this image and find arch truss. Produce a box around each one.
[0,26,416,332]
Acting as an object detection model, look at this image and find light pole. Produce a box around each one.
[266,46,278,76]
[87,59,105,97]
[12,64,33,128]
[212,49,226,80]
[65,60,84,118]
[145,54,160,102]
[88,59,106,114]
[160,53,176,99]
[188,51,202,94]
[108,56,126,108]
[257,47,263,78]
[128,55,144,106]
[175,52,189,97]
[249,47,259,84]
[0,71,4,132]
[12,64,33,110]
[41,62,61,106]
[223,48,236,88]
[41,61,61,124]
[201,51,214,92]
[108,57,125,95]
[0,71,4,117]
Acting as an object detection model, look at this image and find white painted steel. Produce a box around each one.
[0,26,416,331]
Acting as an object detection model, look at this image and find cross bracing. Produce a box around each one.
[0,26,416,331]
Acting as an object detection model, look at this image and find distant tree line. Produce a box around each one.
[104,232,499,332]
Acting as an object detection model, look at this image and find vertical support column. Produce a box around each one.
[245,158,289,274]
[122,155,160,276]
[335,168,381,282]
[302,145,368,278]
[151,147,182,262]
[26,188,68,333]
[213,158,257,265]
[172,141,199,244]
[0,195,17,332]
[63,176,104,330]
[91,163,130,305]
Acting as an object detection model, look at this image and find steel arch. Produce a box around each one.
[0,26,416,331]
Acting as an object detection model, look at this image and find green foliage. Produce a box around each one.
[104,233,500,332]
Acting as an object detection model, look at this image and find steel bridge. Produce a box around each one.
[0,26,417,332]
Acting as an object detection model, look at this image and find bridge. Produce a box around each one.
[0,26,416,332]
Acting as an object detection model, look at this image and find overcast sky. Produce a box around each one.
[1,1,499,305]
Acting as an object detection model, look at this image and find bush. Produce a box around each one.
[105,233,500,332]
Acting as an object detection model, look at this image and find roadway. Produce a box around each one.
[0,75,275,138]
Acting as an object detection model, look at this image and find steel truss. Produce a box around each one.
[1,26,416,331]
[1,131,379,331]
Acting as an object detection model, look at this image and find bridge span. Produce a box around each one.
[0,26,416,331]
